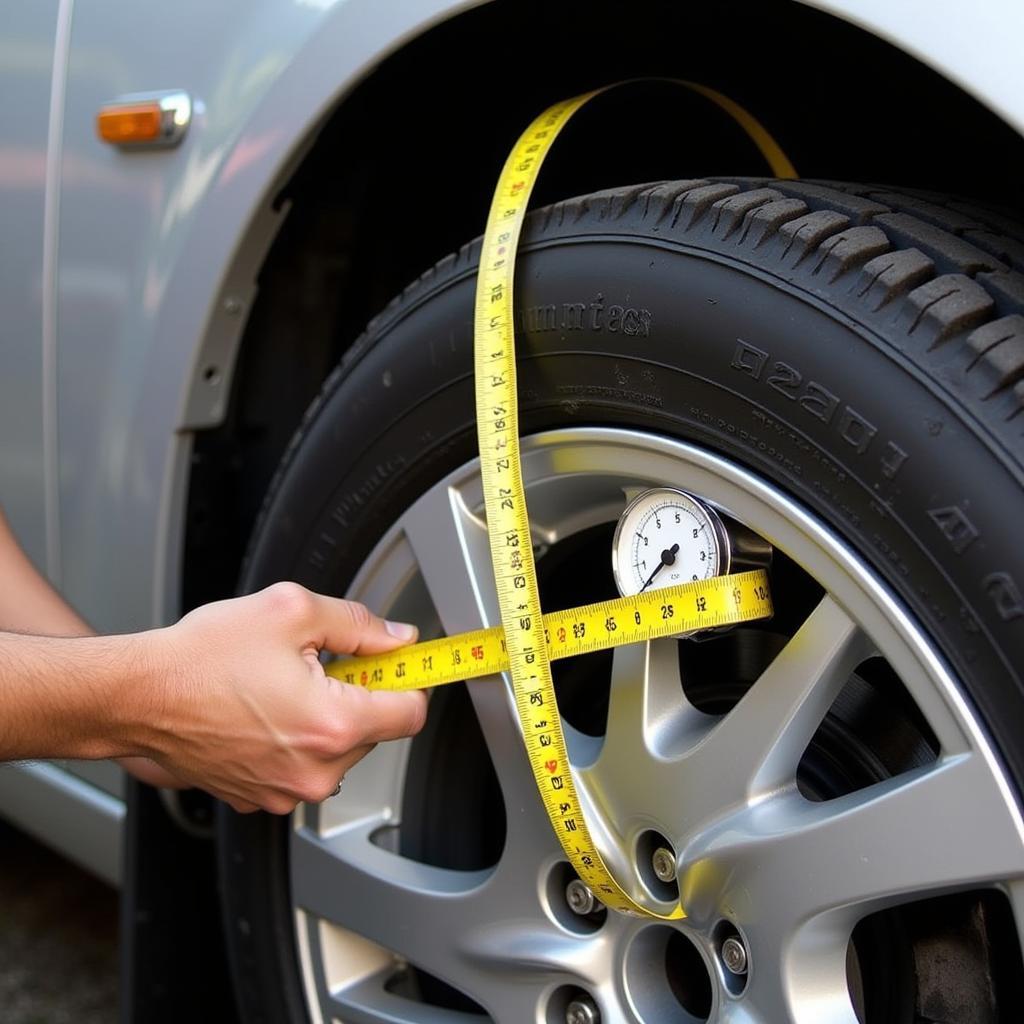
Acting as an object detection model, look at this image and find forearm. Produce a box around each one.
[0,578,426,813]
[0,630,154,762]
[0,510,90,635]
[0,509,186,782]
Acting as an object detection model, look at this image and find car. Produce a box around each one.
[3,1,1024,1021]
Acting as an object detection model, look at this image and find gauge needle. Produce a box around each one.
[639,543,680,593]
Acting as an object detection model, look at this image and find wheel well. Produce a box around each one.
[182,0,1024,609]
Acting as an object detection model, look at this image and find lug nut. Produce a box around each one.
[566,996,600,1024]
[721,935,748,975]
[651,846,677,884]
[565,878,596,916]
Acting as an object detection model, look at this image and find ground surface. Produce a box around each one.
[0,820,119,1023]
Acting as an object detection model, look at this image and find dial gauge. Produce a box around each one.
[612,488,730,598]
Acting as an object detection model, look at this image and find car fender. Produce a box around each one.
[54,0,481,630]
[51,0,1024,632]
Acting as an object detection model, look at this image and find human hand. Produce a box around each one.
[133,583,427,814]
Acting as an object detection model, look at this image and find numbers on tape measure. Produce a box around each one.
[327,569,772,692]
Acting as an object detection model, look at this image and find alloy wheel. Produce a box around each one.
[291,428,1024,1023]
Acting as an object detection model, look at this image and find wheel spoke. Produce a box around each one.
[681,751,1024,932]
[292,820,491,981]
[464,671,566,864]
[601,637,710,765]
[580,637,712,843]
[401,481,552,838]
[330,968,486,1024]
[458,917,608,981]
[401,482,497,635]
[717,949,859,1024]
[699,595,872,799]
[681,753,1024,1022]
[299,819,593,1022]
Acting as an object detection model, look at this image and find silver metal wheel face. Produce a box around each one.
[291,428,1024,1024]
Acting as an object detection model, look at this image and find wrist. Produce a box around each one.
[0,630,158,762]
[102,627,178,762]
[64,632,159,760]
[56,630,172,762]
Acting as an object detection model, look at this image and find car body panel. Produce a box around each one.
[815,0,1024,137]
[0,0,60,573]
[0,761,123,885]
[0,0,1022,883]
[52,0,482,635]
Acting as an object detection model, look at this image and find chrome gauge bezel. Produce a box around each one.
[611,487,732,598]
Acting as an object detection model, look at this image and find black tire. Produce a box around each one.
[219,178,1024,1022]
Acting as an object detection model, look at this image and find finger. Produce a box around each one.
[280,744,377,805]
[334,685,429,746]
[221,785,299,816]
[214,791,262,814]
[332,741,376,780]
[117,755,190,789]
[206,779,287,816]
[307,594,418,656]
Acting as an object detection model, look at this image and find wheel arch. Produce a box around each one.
[174,0,1024,613]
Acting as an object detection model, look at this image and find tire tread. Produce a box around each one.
[246,177,1024,578]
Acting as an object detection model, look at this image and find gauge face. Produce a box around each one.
[612,488,729,597]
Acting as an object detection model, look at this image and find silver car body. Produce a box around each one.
[1,0,1023,886]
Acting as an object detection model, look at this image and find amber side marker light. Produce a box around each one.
[97,103,163,144]
[96,91,191,148]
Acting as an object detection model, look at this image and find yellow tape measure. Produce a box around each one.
[328,568,771,691]
[471,85,787,921]
[333,82,790,919]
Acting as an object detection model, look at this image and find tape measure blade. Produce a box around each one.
[326,570,772,695]
[473,89,688,920]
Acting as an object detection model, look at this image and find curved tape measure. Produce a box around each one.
[472,84,789,919]
[333,83,790,919]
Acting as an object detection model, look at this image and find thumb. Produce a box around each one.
[307,593,418,656]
